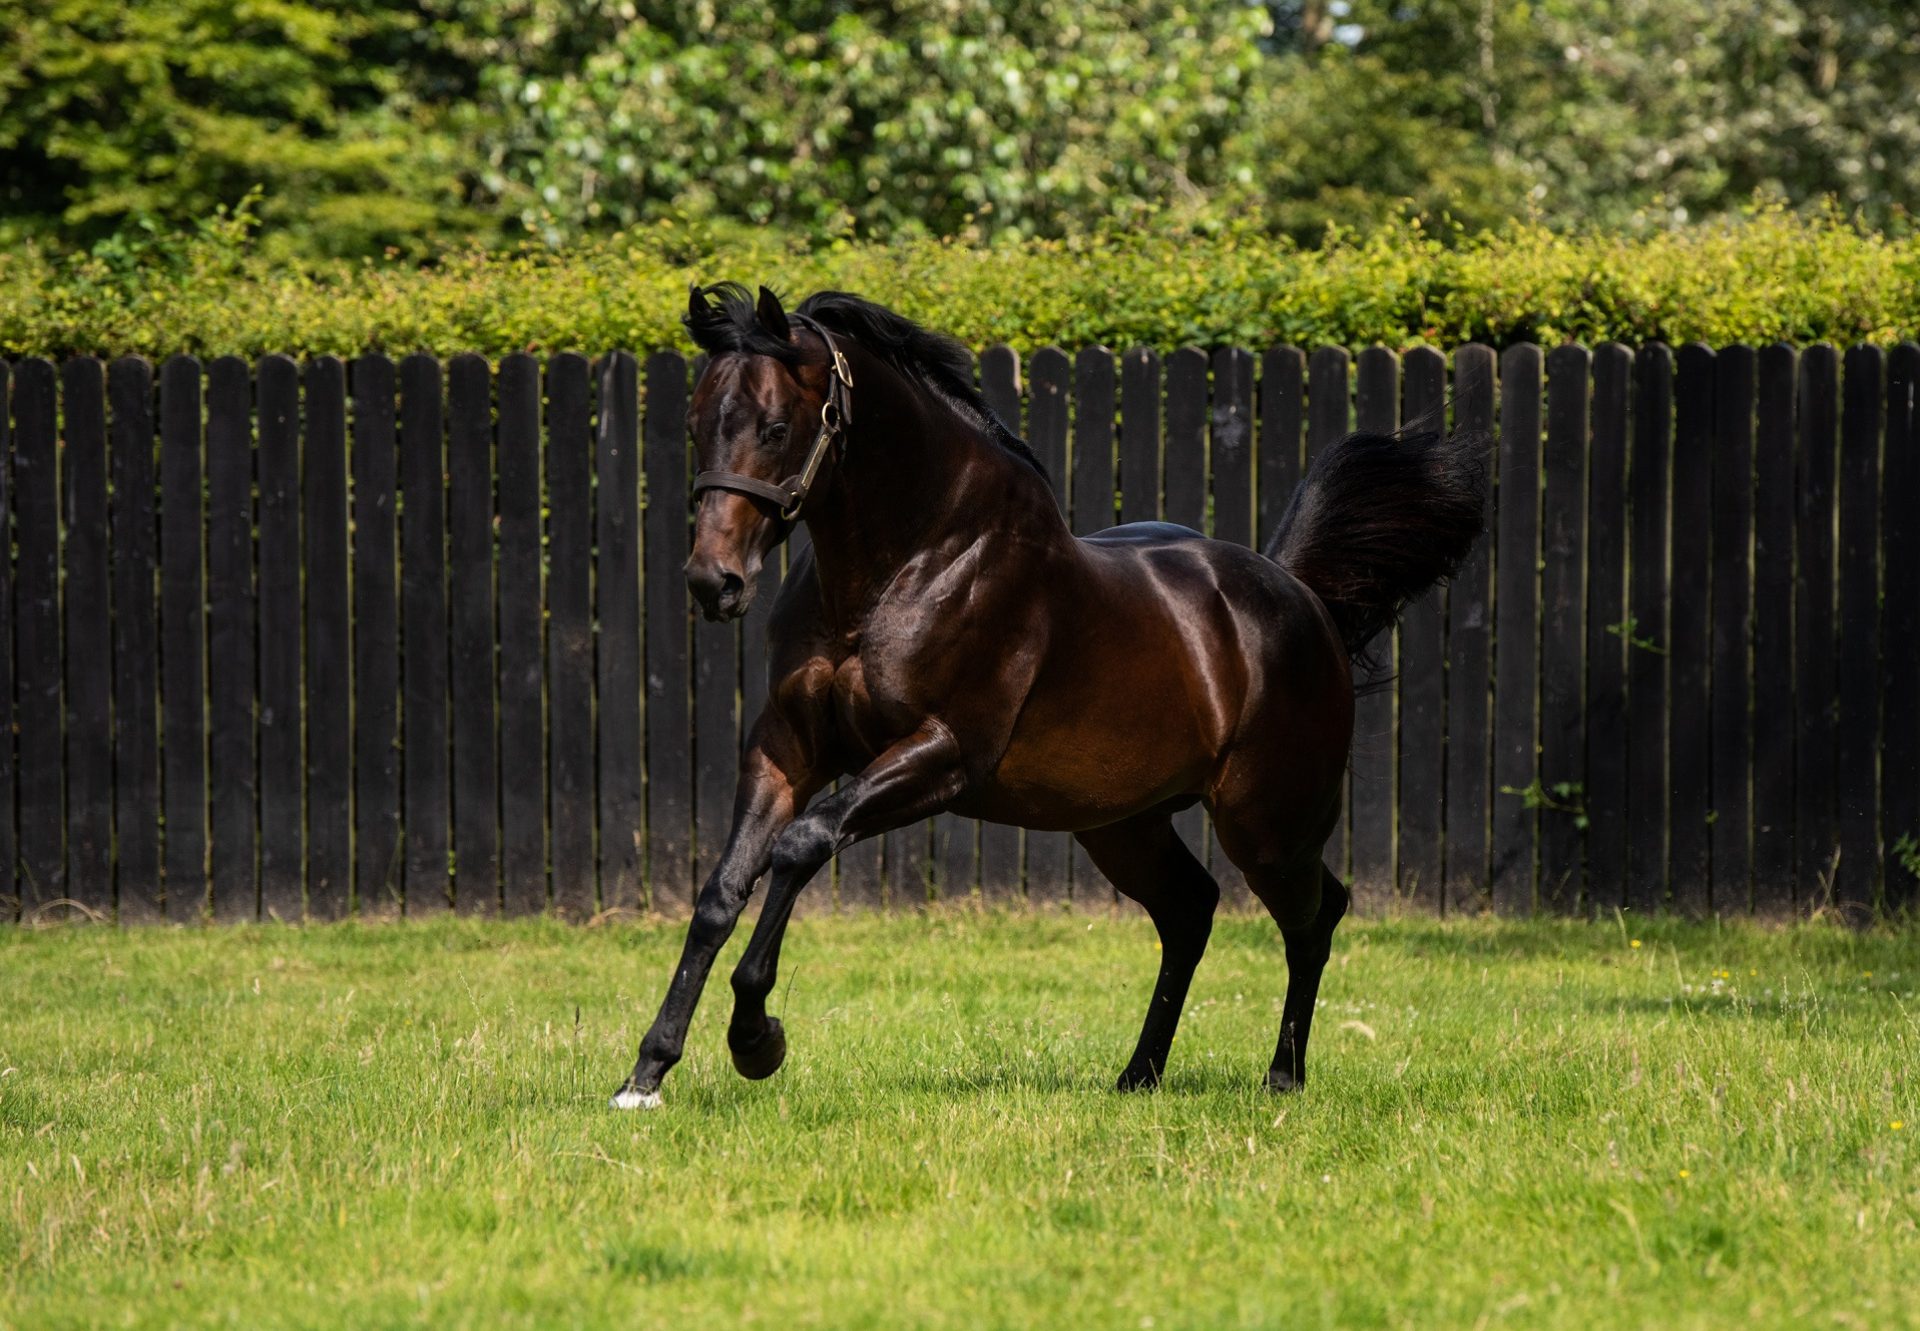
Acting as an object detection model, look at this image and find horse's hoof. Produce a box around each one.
[1264,1068,1303,1094]
[610,1084,663,1111]
[729,1018,787,1081]
[1115,1063,1162,1093]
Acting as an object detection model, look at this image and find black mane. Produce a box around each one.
[684,283,1045,478]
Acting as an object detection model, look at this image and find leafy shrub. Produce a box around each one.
[3,205,1916,359]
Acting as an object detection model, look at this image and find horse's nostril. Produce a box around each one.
[719,572,745,603]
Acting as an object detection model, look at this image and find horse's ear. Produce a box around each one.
[756,285,791,340]
[687,282,709,325]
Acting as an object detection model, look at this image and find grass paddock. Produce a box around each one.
[2,910,1916,1329]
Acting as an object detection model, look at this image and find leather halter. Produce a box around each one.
[690,315,855,522]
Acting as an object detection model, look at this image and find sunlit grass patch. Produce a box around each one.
[1,911,1915,1329]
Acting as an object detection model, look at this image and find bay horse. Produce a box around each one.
[612,284,1483,1109]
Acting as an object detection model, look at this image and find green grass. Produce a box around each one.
[2,910,1916,1329]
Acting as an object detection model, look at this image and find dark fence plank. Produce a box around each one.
[835,799,884,909]
[352,354,402,914]
[1120,348,1162,527]
[204,357,254,922]
[1164,347,1208,532]
[110,358,162,921]
[497,354,547,915]
[1585,345,1632,914]
[14,359,61,912]
[1709,347,1756,915]
[634,351,681,911]
[1835,345,1883,918]
[1794,346,1839,906]
[1210,346,1255,540]
[1491,344,1542,913]
[1017,346,1073,905]
[1349,349,1399,843]
[160,356,207,920]
[1750,345,1798,914]
[974,348,1027,904]
[1396,348,1447,906]
[1626,344,1673,914]
[304,358,351,918]
[448,354,499,914]
[1074,346,1119,532]
[1349,347,1398,897]
[1445,345,1495,911]
[1669,344,1715,916]
[1258,348,1305,543]
[546,353,596,917]
[1209,346,1256,907]
[399,355,449,914]
[1164,346,1211,876]
[257,356,303,919]
[62,359,113,916]
[0,363,11,919]
[885,805,930,907]
[1538,344,1590,913]
[1307,347,1352,881]
[1884,344,1920,910]
[1068,346,1117,906]
[931,352,981,906]
[1623,345,1676,912]
[1109,345,1162,915]
[1258,333,1313,867]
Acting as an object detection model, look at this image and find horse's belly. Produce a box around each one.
[963,690,1213,831]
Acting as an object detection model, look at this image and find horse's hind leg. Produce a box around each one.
[1241,859,1349,1093]
[1074,812,1220,1091]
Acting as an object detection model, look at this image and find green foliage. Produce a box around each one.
[4,1,1919,256]
[0,0,483,256]
[470,0,1270,242]
[1500,779,1589,830]
[5,204,1917,358]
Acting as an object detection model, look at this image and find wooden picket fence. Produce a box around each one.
[1,342,1915,923]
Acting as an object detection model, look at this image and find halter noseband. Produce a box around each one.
[690,315,855,522]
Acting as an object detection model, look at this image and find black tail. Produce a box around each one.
[1264,428,1487,673]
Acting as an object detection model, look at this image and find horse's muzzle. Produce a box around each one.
[687,560,751,622]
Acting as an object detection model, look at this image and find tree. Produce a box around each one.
[470,0,1273,241]
[0,0,482,254]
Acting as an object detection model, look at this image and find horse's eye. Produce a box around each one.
[764,422,789,445]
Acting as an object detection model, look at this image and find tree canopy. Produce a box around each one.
[1,0,1913,255]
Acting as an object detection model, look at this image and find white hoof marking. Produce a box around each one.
[610,1088,662,1111]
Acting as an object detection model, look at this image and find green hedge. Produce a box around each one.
[5,207,1918,359]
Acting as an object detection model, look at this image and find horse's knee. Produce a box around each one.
[770,816,836,877]
[689,883,749,945]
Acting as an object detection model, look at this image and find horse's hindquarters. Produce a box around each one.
[967,533,1351,846]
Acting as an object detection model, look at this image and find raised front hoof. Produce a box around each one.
[609,1083,663,1111]
[1114,1063,1163,1093]
[1264,1067,1304,1095]
[729,1019,787,1081]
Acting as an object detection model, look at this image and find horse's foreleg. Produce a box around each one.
[724,722,965,1079]
[613,743,806,1109]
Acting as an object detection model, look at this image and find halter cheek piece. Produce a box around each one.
[690,315,855,522]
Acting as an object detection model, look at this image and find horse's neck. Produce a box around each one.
[803,360,1058,623]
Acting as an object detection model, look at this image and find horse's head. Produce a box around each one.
[683,283,843,622]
